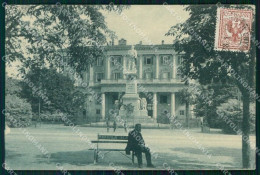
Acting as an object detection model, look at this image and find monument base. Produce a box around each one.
[119,93,151,126]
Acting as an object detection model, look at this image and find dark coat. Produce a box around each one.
[125,129,145,154]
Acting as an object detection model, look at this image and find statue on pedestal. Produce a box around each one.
[125,45,137,74]
[119,45,148,122]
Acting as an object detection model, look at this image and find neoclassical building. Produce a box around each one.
[79,39,191,124]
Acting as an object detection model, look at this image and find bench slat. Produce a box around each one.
[91,140,128,143]
[98,135,128,140]
[89,149,125,151]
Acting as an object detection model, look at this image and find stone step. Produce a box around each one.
[80,122,170,129]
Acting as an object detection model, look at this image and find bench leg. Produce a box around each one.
[94,149,96,164]
[94,149,99,164]
[96,150,99,163]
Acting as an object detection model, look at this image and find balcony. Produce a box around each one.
[100,78,183,85]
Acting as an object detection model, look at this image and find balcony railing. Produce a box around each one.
[100,78,183,84]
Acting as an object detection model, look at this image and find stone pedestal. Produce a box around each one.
[119,76,140,116]
[119,74,149,124]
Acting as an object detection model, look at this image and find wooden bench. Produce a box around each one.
[90,134,136,164]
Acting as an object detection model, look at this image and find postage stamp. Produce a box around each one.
[214,8,253,52]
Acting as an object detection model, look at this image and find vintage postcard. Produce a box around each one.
[3,3,257,173]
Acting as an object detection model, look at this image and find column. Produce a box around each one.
[172,55,176,79]
[155,54,160,79]
[101,93,105,120]
[89,65,94,84]
[171,93,176,117]
[139,55,143,79]
[106,56,111,80]
[153,93,157,120]
[123,55,126,79]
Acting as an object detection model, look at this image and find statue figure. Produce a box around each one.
[137,98,141,110]
[126,45,137,72]
[141,98,147,110]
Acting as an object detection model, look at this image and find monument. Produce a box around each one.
[119,45,148,123]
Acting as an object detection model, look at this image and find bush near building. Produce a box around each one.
[5,94,32,127]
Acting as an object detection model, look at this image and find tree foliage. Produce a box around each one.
[20,67,83,116]
[166,4,255,168]
[166,5,255,87]
[193,84,235,128]
[6,5,128,75]
[217,99,255,134]
[5,5,25,63]
[5,76,21,96]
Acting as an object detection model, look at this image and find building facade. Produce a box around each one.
[79,39,192,124]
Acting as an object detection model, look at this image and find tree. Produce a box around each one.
[166,5,255,168]
[178,82,193,128]
[20,67,80,119]
[192,83,234,128]
[7,5,128,75]
[5,5,26,63]
[5,76,21,96]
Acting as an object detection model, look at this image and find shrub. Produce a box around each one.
[5,94,32,127]
[157,111,170,124]
[217,99,255,134]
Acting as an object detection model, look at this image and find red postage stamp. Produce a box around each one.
[214,8,253,52]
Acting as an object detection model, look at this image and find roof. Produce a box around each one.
[57,43,175,54]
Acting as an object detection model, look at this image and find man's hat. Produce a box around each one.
[135,123,141,129]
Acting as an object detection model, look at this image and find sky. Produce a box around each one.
[102,5,189,45]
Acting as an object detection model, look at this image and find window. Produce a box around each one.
[96,73,104,82]
[161,56,171,65]
[144,57,153,65]
[147,104,153,110]
[111,57,122,66]
[96,109,101,114]
[180,110,185,116]
[96,58,103,66]
[160,95,167,104]
[114,73,121,80]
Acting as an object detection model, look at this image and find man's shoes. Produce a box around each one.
[147,164,155,168]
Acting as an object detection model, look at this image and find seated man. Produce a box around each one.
[125,123,154,168]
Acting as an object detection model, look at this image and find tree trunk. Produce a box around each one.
[241,90,251,168]
[240,53,255,168]
[185,101,189,128]
[38,97,41,127]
